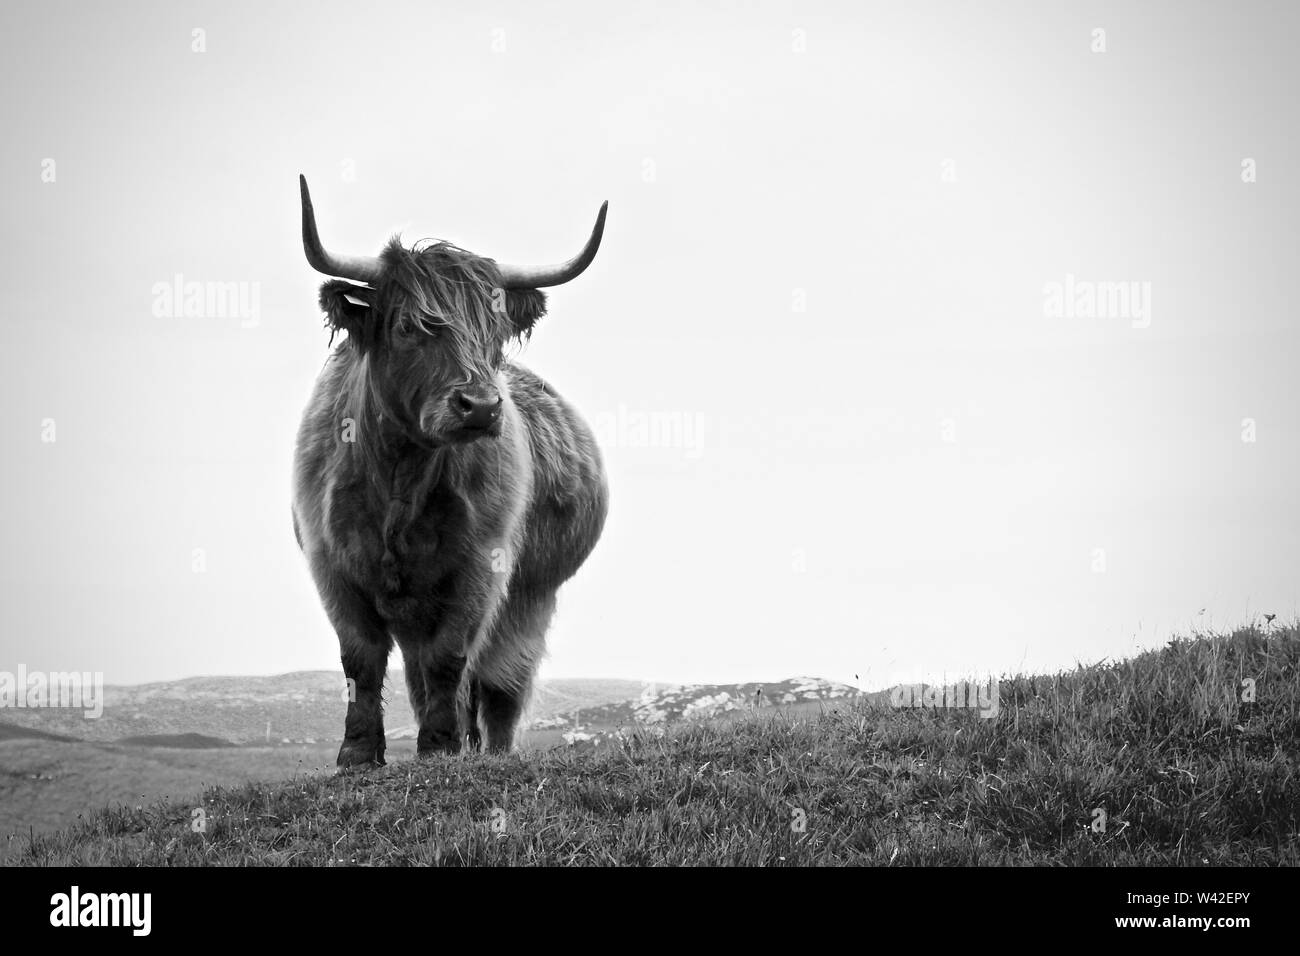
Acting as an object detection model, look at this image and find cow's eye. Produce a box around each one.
[396,321,433,341]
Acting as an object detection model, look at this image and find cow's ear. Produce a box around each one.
[505,288,548,336]
[319,280,373,342]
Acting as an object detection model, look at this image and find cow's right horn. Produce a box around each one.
[299,175,383,284]
[495,201,608,289]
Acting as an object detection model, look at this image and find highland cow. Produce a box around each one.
[291,176,609,767]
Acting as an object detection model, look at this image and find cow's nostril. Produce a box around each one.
[452,389,502,430]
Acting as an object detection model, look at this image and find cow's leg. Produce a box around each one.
[401,639,479,752]
[407,551,517,755]
[476,593,555,753]
[412,638,470,756]
[399,637,427,733]
[479,680,532,754]
[461,677,483,752]
[323,581,392,769]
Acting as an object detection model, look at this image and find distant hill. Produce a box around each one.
[0,673,650,746]
[115,733,237,749]
[0,721,78,743]
[517,677,878,747]
[0,673,875,749]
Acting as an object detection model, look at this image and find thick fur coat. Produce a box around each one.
[292,239,607,764]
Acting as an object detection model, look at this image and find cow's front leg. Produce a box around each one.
[406,582,496,757]
[321,577,392,769]
[412,639,469,756]
[461,678,483,752]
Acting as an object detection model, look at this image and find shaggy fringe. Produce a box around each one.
[315,240,550,585]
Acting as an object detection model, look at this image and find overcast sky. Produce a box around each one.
[1,0,1296,691]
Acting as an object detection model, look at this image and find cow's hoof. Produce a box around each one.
[416,728,462,758]
[336,742,385,771]
[415,740,460,759]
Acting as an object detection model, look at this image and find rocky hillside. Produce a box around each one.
[527,677,874,746]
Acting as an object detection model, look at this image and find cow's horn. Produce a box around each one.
[496,201,608,289]
[299,175,383,284]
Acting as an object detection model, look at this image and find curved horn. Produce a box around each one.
[299,175,383,284]
[496,201,608,289]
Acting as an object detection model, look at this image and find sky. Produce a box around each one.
[1,0,1296,691]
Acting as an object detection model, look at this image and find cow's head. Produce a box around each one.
[299,175,606,445]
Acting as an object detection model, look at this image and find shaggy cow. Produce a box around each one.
[291,176,609,767]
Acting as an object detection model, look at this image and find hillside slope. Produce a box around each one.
[0,676,866,859]
[15,626,1299,866]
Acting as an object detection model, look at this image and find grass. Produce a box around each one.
[0,738,365,863]
[13,625,1298,865]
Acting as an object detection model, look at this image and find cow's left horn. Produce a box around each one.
[299,175,383,284]
[496,201,608,289]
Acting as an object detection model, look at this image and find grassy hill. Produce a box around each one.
[13,625,1297,865]
[0,676,844,860]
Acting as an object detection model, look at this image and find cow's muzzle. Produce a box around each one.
[450,386,503,435]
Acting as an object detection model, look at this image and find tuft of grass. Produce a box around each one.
[14,625,1299,866]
